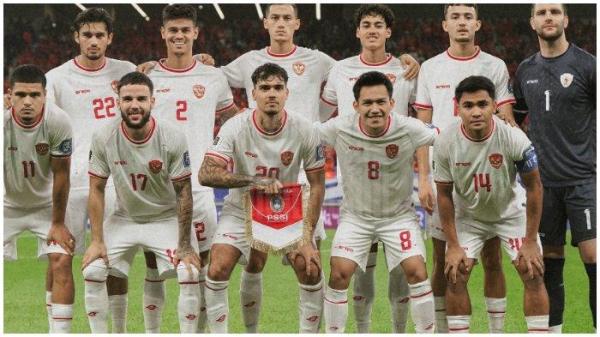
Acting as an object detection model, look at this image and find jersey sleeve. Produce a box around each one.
[302,127,325,173]
[319,66,339,121]
[221,54,246,88]
[88,131,110,179]
[318,51,337,82]
[49,109,73,158]
[44,71,59,106]
[315,118,338,147]
[205,117,237,165]
[406,117,437,148]
[494,61,516,107]
[168,130,193,182]
[432,136,452,183]
[413,63,433,110]
[512,65,529,118]
[215,69,236,112]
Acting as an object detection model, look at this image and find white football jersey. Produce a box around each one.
[318,114,436,218]
[88,118,192,222]
[321,54,417,117]
[433,116,530,223]
[414,47,515,129]
[4,104,73,208]
[45,58,136,189]
[206,109,325,219]
[222,45,335,122]
[149,59,234,192]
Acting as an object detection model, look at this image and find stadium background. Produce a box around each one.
[3,3,597,333]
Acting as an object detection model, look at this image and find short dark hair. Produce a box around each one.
[10,64,47,89]
[354,4,395,28]
[72,7,113,34]
[530,4,568,17]
[117,72,154,95]
[443,4,479,19]
[353,71,393,101]
[455,76,495,103]
[251,63,288,86]
[265,4,299,18]
[162,4,198,26]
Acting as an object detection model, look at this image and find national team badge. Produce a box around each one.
[111,80,119,94]
[385,144,399,159]
[386,73,397,84]
[35,143,49,155]
[193,84,205,99]
[293,62,305,75]
[281,150,294,166]
[488,153,503,169]
[270,194,285,212]
[149,159,163,174]
[560,73,574,88]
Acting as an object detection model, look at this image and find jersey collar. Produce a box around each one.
[358,114,392,138]
[158,58,197,73]
[252,109,287,137]
[460,118,495,143]
[359,53,393,66]
[120,117,156,145]
[267,45,297,58]
[11,105,45,130]
[446,46,481,61]
[73,57,107,72]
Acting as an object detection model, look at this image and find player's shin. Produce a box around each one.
[204,277,229,333]
[388,266,410,333]
[177,263,200,333]
[585,263,596,328]
[82,260,109,333]
[324,286,348,333]
[46,291,53,333]
[240,270,262,333]
[143,268,165,333]
[409,279,435,333]
[299,279,324,333]
[485,297,506,333]
[353,251,376,332]
[197,265,208,332]
[108,294,128,333]
[543,257,565,332]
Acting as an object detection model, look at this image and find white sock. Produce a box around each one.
[109,294,127,333]
[447,315,470,333]
[485,297,506,333]
[526,315,549,333]
[197,265,208,333]
[46,291,53,333]
[204,277,229,333]
[549,324,562,333]
[388,267,410,333]
[51,303,73,333]
[353,252,376,333]
[143,268,165,333]
[83,263,109,333]
[299,279,324,333]
[409,280,435,333]
[324,286,348,333]
[434,296,448,333]
[177,263,200,333]
[240,270,262,333]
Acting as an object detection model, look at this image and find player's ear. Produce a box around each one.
[389,97,395,110]
[193,26,199,40]
[251,88,257,101]
[353,100,359,113]
[73,31,80,45]
[150,96,156,108]
[529,17,536,31]
[563,15,569,29]
[441,19,449,33]
[355,26,360,39]
[160,26,166,39]
[385,27,391,39]
[293,18,300,31]
[263,17,269,30]
[474,19,481,32]
[107,32,113,46]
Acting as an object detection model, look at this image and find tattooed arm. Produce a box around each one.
[216,104,240,127]
[173,177,201,271]
[199,155,282,192]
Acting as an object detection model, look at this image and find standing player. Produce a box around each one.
[413,4,516,332]
[435,75,549,333]
[320,71,436,333]
[143,4,238,333]
[44,8,136,332]
[4,65,74,333]
[513,4,596,332]
[199,63,325,333]
[319,5,421,332]
[81,71,201,333]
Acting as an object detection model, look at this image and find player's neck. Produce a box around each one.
[123,118,154,142]
[164,53,195,70]
[360,47,388,64]
[538,35,569,58]
[268,41,295,55]
[256,110,285,134]
[360,116,389,137]
[464,124,492,141]
[76,55,106,70]
[448,42,478,58]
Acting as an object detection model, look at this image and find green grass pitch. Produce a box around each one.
[4,230,594,333]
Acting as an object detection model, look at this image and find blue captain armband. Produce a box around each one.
[515,145,538,173]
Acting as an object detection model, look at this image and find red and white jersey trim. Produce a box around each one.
[157,59,197,73]
[267,45,297,57]
[73,57,107,72]
[359,53,393,66]
[252,109,287,136]
[120,117,156,145]
[358,115,392,138]
[11,106,45,129]
[446,46,481,61]
[459,118,495,143]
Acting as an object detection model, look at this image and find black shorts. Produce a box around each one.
[539,183,596,247]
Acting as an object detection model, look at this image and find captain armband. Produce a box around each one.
[515,145,538,173]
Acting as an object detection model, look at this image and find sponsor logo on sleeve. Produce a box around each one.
[183,151,191,168]
[35,143,49,155]
[58,138,72,155]
[213,137,220,146]
[316,145,324,161]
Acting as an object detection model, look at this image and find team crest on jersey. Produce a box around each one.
[385,144,399,159]
[149,159,163,174]
[35,143,49,155]
[386,73,397,84]
[111,80,119,94]
[560,73,574,88]
[281,150,294,166]
[293,62,305,75]
[488,153,503,169]
[193,85,205,99]
[270,194,285,212]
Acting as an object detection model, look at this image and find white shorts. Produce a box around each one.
[455,215,542,261]
[104,214,199,279]
[4,206,68,259]
[212,212,250,265]
[298,169,327,241]
[191,190,218,253]
[331,210,426,273]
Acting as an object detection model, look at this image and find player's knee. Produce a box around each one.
[177,263,200,283]
[82,260,108,283]
[481,248,503,273]
[246,254,267,273]
[542,245,564,259]
[579,240,596,264]
[329,266,353,289]
[49,253,73,281]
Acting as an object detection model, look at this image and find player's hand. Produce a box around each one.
[175,245,202,279]
[252,176,283,194]
[194,53,215,66]
[136,61,157,74]
[47,223,75,256]
[399,53,420,80]
[495,110,517,127]
[289,242,322,278]
[82,241,108,270]
[516,239,544,280]
[418,178,435,215]
[4,93,11,110]
[444,244,468,284]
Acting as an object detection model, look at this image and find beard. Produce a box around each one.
[121,109,151,129]
[537,26,564,42]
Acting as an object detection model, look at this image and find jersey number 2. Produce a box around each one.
[92,97,116,119]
